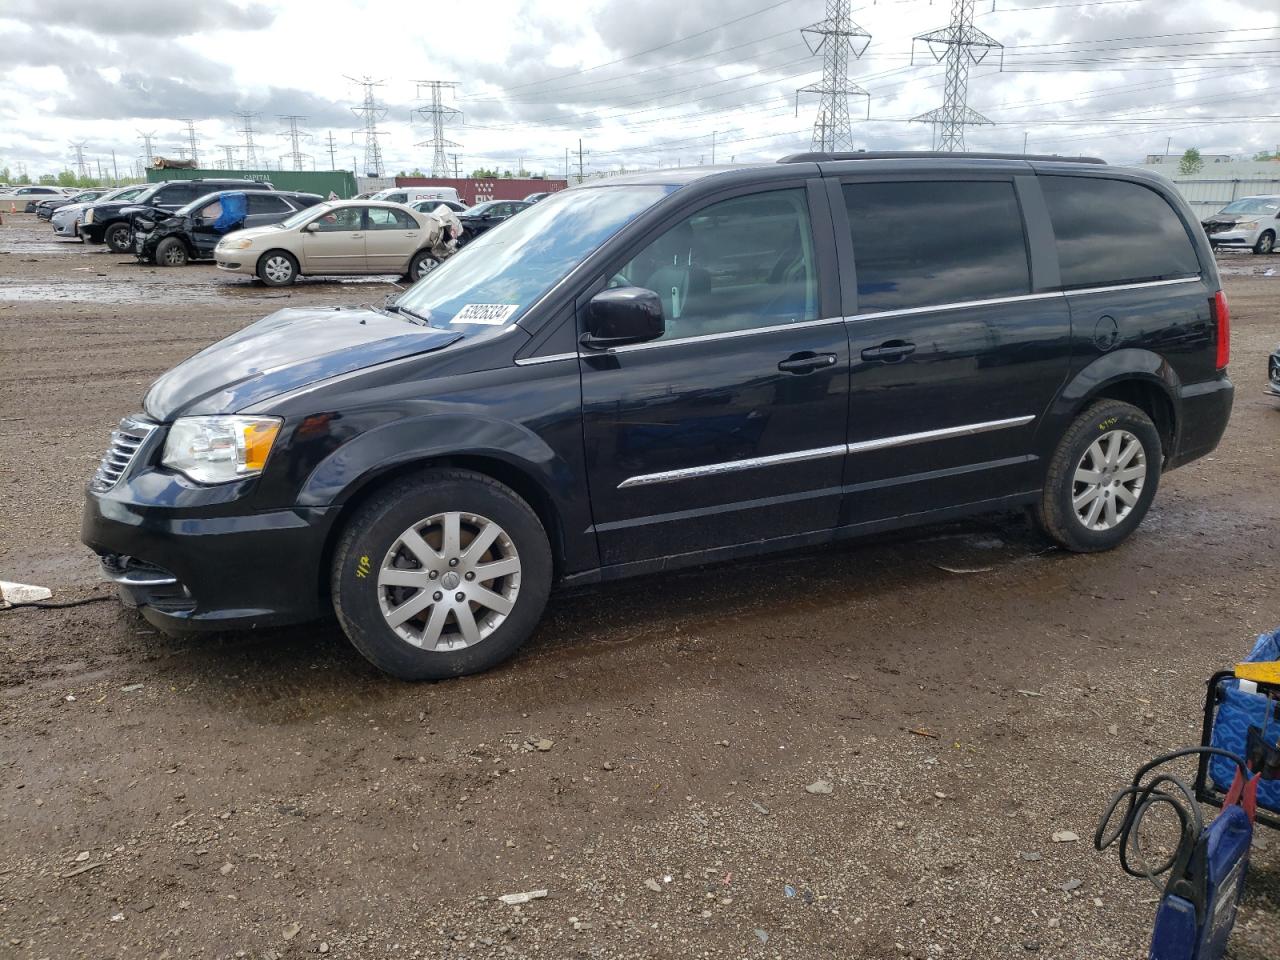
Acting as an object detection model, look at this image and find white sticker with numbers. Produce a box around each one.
[453,303,519,325]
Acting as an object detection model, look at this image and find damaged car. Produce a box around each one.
[82,178,274,252]
[213,200,462,285]
[1202,195,1280,254]
[132,190,324,266]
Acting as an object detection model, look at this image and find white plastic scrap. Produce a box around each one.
[0,580,52,608]
[498,889,547,905]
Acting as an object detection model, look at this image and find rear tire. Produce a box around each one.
[256,250,298,286]
[105,222,131,253]
[1254,230,1275,255]
[1034,399,1162,553]
[154,236,188,267]
[331,469,552,681]
[406,249,439,283]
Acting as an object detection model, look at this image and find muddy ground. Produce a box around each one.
[1,213,1278,960]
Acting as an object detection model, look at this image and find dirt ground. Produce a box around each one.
[1,212,1278,960]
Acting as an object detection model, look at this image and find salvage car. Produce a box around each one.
[133,190,324,266]
[0,184,63,205]
[1202,196,1280,254]
[456,199,531,245]
[82,152,1233,681]
[82,178,274,252]
[212,199,460,285]
[35,189,106,220]
[51,185,147,239]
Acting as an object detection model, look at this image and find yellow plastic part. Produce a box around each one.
[1234,662,1280,685]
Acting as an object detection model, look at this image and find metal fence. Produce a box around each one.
[1165,178,1280,218]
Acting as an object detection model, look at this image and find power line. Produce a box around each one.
[178,119,200,167]
[137,131,156,169]
[796,1,872,152]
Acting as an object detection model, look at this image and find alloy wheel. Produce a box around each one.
[264,255,293,283]
[1071,429,1147,531]
[376,511,522,651]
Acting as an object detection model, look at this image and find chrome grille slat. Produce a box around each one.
[90,417,156,493]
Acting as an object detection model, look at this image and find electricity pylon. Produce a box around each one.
[347,76,388,178]
[911,0,1004,151]
[413,80,462,178]
[795,0,871,153]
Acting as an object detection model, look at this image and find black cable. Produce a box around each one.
[0,596,113,612]
[1096,747,1250,890]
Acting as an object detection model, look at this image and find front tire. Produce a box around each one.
[105,222,131,253]
[1034,399,1162,553]
[154,236,188,267]
[331,469,552,681]
[1254,230,1275,255]
[256,250,298,286]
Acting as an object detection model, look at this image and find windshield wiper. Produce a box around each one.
[396,303,432,327]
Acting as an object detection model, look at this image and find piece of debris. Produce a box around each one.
[282,923,302,941]
[534,739,553,752]
[751,802,770,816]
[908,728,939,739]
[499,889,547,905]
[59,861,105,879]
[1019,851,1043,862]
[1060,879,1082,893]
[219,862,234,876]
[120,683,144,693]
[1016,689,1043,698]
[784,885,796,898]
[805,779,833,795]
[0,580,53,608]
[1052,830,1080,843]
[74,851,90,862]
[755,929,769,944]
[644,878,662,893]
[109,913,125,923]
[933,564,993,575]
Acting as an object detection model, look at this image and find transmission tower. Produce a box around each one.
[325,130,339,170]
[217,144,240,170]
[234,112,262,169]
[795,1,871,153]
[346,76,388,178]
[412,80,461,177]
[910,0,1003,151]
[70,141,90,179]
[137,131,156,168]
[178,119,201,167]
[277,115,313,171]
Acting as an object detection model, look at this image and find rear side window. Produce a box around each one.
[843,180,1030,312]
[248,194,290,213]
[1040,176,1200,288]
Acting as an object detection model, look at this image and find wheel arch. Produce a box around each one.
[316,452,567,604]
[1051,349,1181,460]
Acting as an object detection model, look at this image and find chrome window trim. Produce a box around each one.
[849,290,1063,323]
[606,315,847,354]
[616,415,1034,488]
[1058,276,1201,296]
[617,445,846,489]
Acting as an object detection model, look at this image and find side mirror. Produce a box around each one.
[581,287,665,350]
[304,221,321,232]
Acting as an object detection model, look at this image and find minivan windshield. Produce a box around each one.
[1219,198,1280,215]
[395,185,673,329]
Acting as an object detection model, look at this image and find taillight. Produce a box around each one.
[1212,289,1230,370]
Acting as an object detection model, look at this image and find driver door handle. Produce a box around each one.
[860,340,916,363]
[778,352,837,374]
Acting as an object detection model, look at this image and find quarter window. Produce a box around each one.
[1040,176,1201,288]
[843,180,1031,312]
[614,189,818,341]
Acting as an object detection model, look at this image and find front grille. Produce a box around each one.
[1203,220,1236,235]
[91,418,156,492]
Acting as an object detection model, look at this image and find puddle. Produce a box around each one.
[0,275,400,305]
[1214,249,1277,278]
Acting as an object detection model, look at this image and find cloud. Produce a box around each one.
[2,0,277,37]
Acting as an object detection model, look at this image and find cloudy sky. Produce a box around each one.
[1,0,1277,180]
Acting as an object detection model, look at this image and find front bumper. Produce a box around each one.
[1268,354,1280,399]
[216,257,248,272]
[1167,374,1234,470]
[1207,229,1257,248]
[51,217,79,237]
[81,423,336,632]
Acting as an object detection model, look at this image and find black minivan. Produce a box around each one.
[82,153,1233,680]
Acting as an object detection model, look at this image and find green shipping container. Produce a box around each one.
[146,168,358,199]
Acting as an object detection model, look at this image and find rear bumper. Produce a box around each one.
[82,474,335,633]
[1168,374,1233,470]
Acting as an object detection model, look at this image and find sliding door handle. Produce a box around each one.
[860,340,916,363]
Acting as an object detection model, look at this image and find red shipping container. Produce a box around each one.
[393,177,568,206]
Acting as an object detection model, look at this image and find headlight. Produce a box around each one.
[162,416,282,484]
[1235,220,1259,230]
[84,209,94,224]
[221,237,255,250]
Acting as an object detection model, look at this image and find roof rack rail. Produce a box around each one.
[777,150,1106,165]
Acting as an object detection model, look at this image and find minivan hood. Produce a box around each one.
[144,307,462,421]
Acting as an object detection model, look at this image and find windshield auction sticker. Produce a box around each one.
[453,304,519,325]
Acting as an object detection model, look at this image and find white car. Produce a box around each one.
[1202,195,1280,255]
[50,185,148,238]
